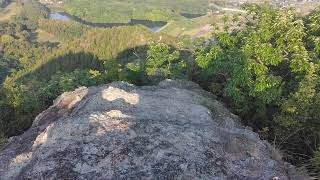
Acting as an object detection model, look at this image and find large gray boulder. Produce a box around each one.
[0,80,297,179]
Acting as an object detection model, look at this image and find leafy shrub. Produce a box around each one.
[194,4,320,168]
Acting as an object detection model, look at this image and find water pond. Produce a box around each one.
[49,12,167,32]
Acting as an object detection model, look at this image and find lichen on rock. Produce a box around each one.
[0,80,297,179]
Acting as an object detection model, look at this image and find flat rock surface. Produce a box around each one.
[0,80,294,179]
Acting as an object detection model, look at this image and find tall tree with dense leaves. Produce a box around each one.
[194,4,320,170]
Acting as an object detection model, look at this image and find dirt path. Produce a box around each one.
[210,2,246,13]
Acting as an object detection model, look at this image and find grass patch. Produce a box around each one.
[161,15,221,38]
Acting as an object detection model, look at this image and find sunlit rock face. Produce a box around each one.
[0,80,297,179]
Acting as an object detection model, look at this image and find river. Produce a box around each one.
[49,12,167,32]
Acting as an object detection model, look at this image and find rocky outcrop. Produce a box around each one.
[0,80,298,179]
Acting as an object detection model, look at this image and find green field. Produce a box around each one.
[43,0,217,38]
[162,15,222,38]
[49,0,209,23]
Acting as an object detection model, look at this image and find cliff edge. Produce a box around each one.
[0,80,299,179]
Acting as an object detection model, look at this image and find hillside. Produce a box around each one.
[0,0,320,178]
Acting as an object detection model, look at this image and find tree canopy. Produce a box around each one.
[194,4,320,172]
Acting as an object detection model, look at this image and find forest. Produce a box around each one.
[0,0,319,177]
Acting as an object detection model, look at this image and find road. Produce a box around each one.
[210,2,246,13]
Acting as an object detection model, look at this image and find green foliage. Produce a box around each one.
[42,70,100,99]
[145,42,186,82]
[0,18,49,69]
[0,22,179,139]
[20,0,49,22]
[124,42,187,84]
[194,4,320,168]
[0,54,19,83]
[126,60,148,85]
[38,19,88,42]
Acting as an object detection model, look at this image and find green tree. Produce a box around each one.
[194,4,320,168]
[145,42,186,82]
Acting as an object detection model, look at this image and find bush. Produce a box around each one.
[194,4,320,168]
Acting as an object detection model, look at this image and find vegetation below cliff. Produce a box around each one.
[0,0,319,177]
